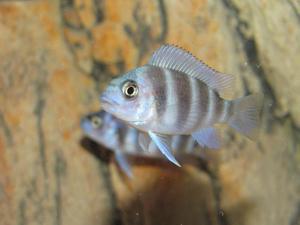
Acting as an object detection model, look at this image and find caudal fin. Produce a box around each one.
[228,93,264,140]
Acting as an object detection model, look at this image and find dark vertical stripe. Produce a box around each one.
[214,94,224,123]
[174,71,191,132]
[186,137,196,153]
[147,66,167,118]
[179,136,189,153]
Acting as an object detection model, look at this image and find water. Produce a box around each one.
[0,1,299,225]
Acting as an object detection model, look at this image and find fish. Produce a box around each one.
[100,44,264,166]
[81,110,198,177]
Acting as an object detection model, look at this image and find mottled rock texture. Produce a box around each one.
[0,1,299,225]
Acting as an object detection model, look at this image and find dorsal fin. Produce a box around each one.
[148,44,234,96]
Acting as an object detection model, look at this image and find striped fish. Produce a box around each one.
[100,44,264,166]
[81,111,197,177]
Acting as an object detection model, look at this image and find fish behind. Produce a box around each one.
[100,44,264,166]
[81,111,198,177]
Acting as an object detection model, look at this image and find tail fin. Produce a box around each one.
[228,93,264,140]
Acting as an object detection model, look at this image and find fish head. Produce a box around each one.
[100,66,156,128]
[80,111,120,149]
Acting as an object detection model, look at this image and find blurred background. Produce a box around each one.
[0,0,300,225]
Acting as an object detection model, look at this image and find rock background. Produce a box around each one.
[0,1,299,225]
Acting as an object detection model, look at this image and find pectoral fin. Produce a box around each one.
[148,131,181,167]
[115,150,133,178]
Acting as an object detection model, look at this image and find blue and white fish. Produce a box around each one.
[81,111,197,177]
[100,44,264,166]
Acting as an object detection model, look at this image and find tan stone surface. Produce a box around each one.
[0,1,113,225]
[0,1,299,225]
[226,0,300,124]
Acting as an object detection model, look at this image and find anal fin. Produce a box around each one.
[192,127,220,149]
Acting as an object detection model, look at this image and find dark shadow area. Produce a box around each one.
[80,137,123,225]
[116,165,255,225]
[80,136,255,225]
[80,137,112,164]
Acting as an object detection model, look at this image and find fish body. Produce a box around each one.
[100,45,263,166]
[123,66,229,134]
[81,111,197,176]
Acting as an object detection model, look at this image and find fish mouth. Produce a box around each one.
[80,119,92,134]
[100,94,119,106]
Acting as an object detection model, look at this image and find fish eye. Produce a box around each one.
[122,80,138,99]
[91,116,102,128]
